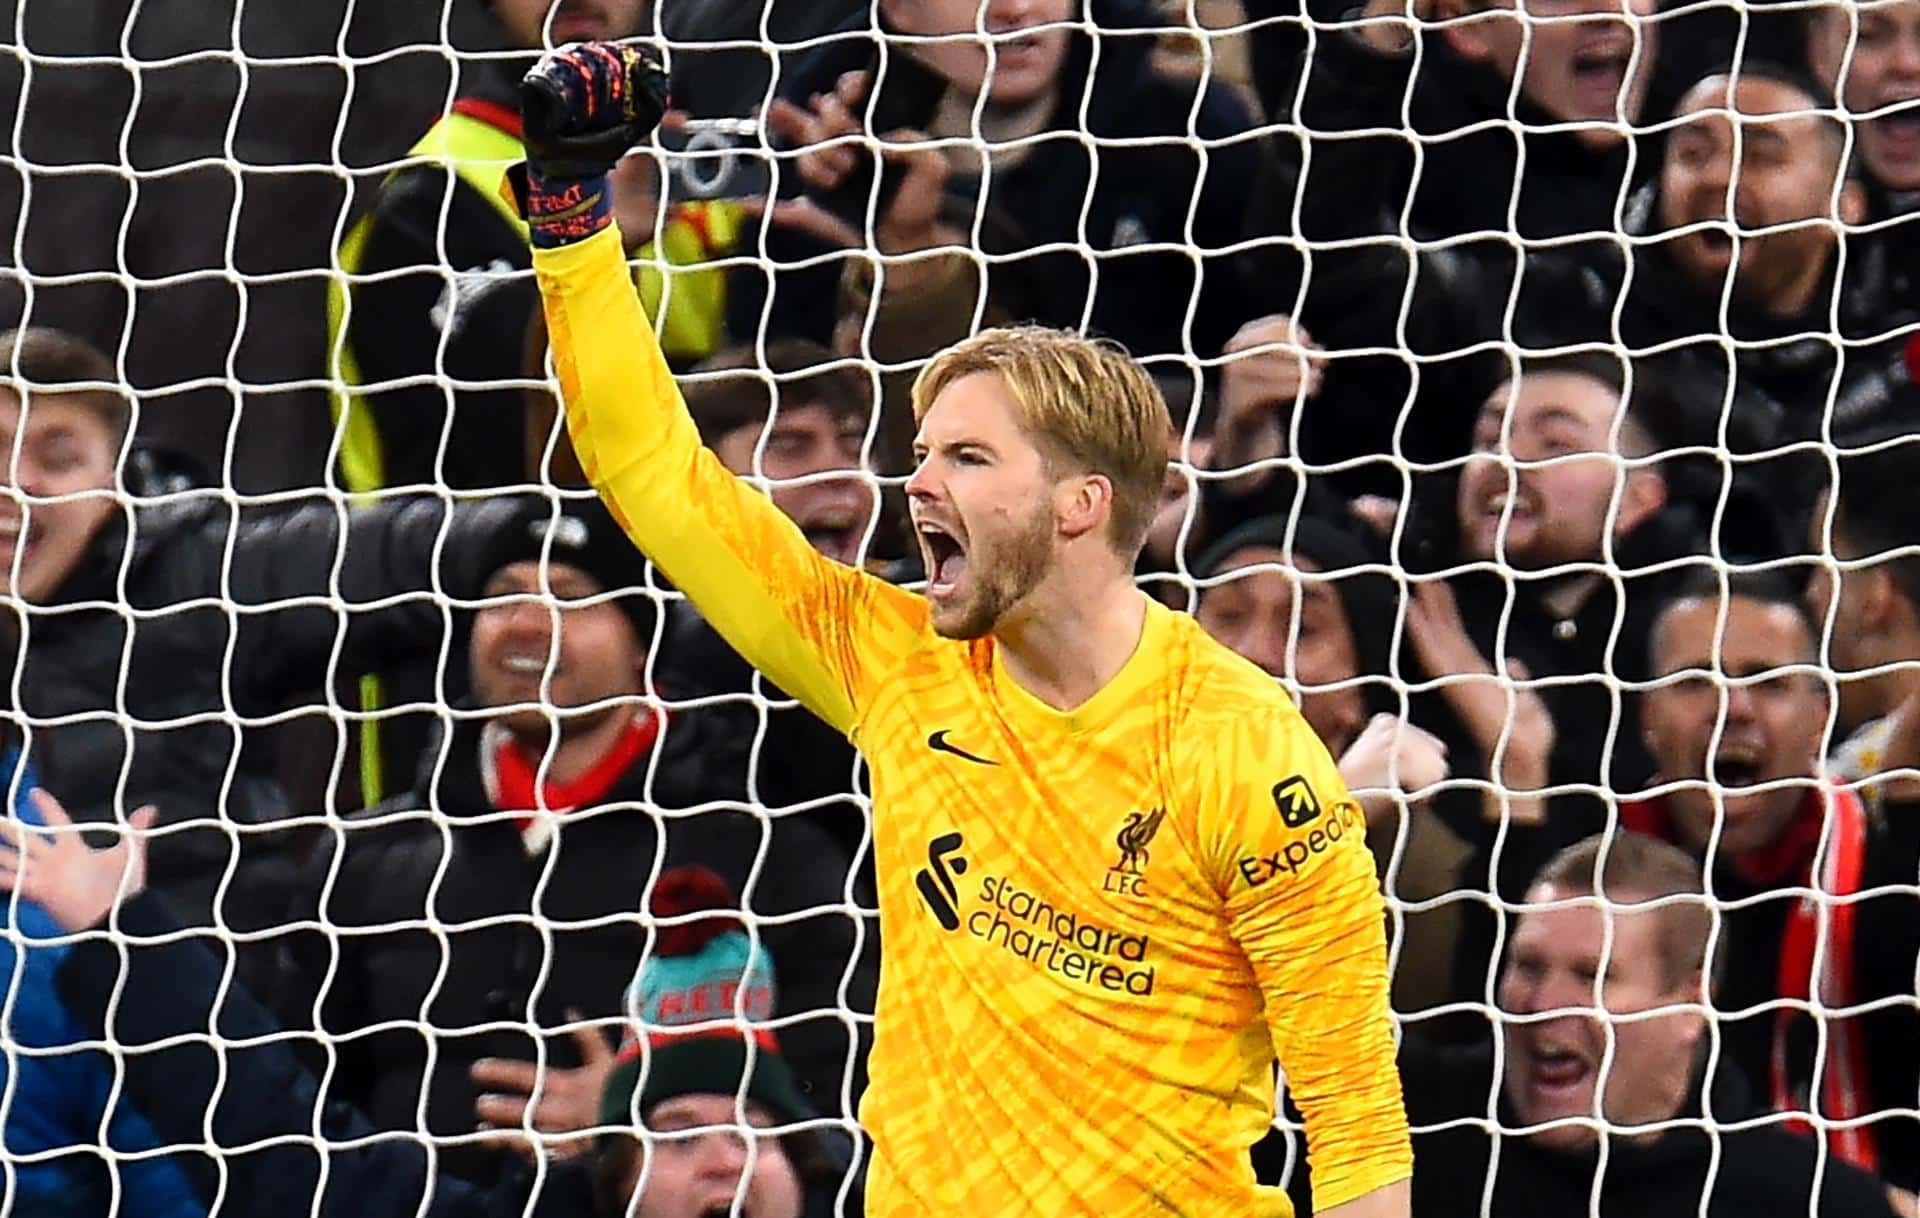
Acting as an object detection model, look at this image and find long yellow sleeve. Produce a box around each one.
[1199,695,1414,1210]
[532,227,924,737]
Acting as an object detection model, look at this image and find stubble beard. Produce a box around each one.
[932,500,1055,641]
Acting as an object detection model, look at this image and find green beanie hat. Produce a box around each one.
[599,865,811,1132]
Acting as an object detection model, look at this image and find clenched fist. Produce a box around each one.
[520,42,669,180]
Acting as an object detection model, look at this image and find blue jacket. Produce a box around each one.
[1,754,204,1218]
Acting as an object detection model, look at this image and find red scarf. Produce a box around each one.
[488,710,665,835]
[1622,778,1875,1172]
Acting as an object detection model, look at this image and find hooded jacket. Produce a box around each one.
[269,708,877,1186]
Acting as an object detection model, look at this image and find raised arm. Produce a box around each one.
[1194,699,1413,1215]
[520,43,922,737]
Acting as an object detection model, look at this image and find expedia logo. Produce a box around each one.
[1237,800,1362,888]
[914,832,968,930]
[1272,775,1322,828]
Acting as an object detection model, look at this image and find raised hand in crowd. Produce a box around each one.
[1338,712,1452,831]
[0,790,155,934]
[1405,579,1555,826]
[472,1013,619,1162]
[762,70,958,267]
[1212,313,1324,495]
[1354,0,1440,56]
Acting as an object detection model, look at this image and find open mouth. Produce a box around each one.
[1570,45,1631,97]
[1869,108,1920,152]
[1483,490,1537,527]
[547,3,606,40]
[1694,227,1735,253]
[1711,751,1763,788]
[801,518,862,565]
[988,28,1048,62]
[0,517,41,568]
[916,519,968,598]
[1529,1042,1594,1095]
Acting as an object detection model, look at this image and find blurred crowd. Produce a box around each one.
[1,0,1919,1215]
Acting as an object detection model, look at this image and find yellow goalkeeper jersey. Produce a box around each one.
[534,227,1412,1217]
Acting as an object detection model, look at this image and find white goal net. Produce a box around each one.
[3,0,1919,1215]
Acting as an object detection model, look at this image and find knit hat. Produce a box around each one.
[599,866,810,1132]
[478,496,657,643]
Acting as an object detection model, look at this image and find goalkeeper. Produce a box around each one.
[514,43,1412,1218]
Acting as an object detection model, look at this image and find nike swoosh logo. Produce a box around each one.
[927,730,998,766]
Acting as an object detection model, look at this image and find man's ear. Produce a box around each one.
[1613,467,1668,540]
[1057,473,1113,542]
[1858,564,1900,634]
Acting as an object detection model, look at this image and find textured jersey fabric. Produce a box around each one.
[533,226,1412,1216]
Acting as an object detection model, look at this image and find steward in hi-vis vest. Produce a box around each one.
[325,62,743,801]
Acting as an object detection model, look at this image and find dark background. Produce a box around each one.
[1,1,513,493]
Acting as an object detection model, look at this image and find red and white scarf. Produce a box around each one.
[1622,777,1876,1173]
[482,709,666,852]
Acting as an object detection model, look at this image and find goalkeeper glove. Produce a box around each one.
[511,42,669,248]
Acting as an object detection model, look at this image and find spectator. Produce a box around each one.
[1808,0,1920,218]
[1292,0,1657,247]
[328,0,652,496]
[2,807,845,1218]
[1192,514,1417,781]
[679,342,880,570]
[767,0,1264,363]
[0,326,518,938]
[271,497,875,1187]
[1609,62,1912,442]
[658,340,883,866]
[0,753,204,1218]
[592,865,850,1218]
[1406,352,1688,806]
[1376,831,1905,1218]
[1626,571,1920,1195]
[1810,426,1920,812]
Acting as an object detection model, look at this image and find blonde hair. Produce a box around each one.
[910,326,1170,556]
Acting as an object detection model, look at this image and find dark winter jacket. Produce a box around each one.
[57,888,589,1218]
[269,710,877,1185]
[8,473,516,933]
[1679,799,1920,1194]
[658,601,873,882]
[1398,1040,1900,1218]
[1604,190,1920,443]
[775,0,1264,362]
[56,889,858,1218]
